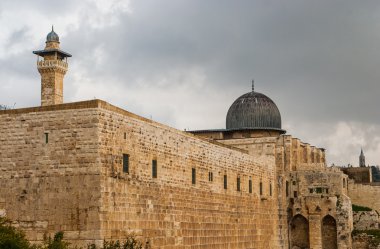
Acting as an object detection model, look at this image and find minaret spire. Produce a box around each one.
[359,148,366,167]
[252,79,254,92]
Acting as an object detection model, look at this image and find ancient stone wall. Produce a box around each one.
[288,170,352,249]
[96,101,282,249]
[341,167,372,184]
[349,182,380,212]
[0,101,102,245]
[353,211,380,230]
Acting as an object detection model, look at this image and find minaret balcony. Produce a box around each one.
[37,60,68,70]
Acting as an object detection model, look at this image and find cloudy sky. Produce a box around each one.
[0,0,380,166]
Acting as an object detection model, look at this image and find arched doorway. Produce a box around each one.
[290,214,310,249]
[322,215,337,249]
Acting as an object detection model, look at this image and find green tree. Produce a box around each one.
[0,217,32,249]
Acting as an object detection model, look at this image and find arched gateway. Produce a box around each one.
[322,215,337,249]
[290,214,310,249]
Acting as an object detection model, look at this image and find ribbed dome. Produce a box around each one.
[226,90,282,131]
[46,27,59,42]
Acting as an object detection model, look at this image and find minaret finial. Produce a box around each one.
[252,79,254,92]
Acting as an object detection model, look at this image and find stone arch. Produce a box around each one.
[289,214,310,249]
[322,215,337,249]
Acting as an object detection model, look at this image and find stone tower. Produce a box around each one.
[359,148,366,167]
[33,27,72,106]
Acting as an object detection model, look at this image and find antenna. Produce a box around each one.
[251,79,254,92]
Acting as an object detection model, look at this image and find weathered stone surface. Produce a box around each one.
[353,211,380,230]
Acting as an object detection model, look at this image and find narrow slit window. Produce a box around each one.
[260,182,263,195]
[45,133,49,144]
[208,172,213,182]
[192,168,196,185]
[237,177,241,191]
[294,191,298,198]
[124,132,127,139]
[224,175,228,189]
[123,154,129,173]
[152,160,157,178]
[270,183,272,196]
[249,179,252,193]
[286,181,289,197]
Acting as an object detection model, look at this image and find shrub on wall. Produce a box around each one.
[352,204,373,211]
[0,217,33,249]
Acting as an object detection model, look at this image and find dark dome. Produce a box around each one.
[46,27,59,42]
[226,90,283,131]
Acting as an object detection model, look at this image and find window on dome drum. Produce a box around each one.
[237,177,241,191]
[270,183,272,196]
[192,168,196,185]
[208,172,213,182]
[44,133,49,144]
[249,179,252,193]
[260,182,263,195]
[123,154,129,173]
[286,181,289,197]
[224,175,228,189]
[152,160,157,178]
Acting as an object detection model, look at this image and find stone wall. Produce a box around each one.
[0,101,102,245]
[341,167,372,184]
[353,211,380,230]
[349,182,380,212]
[97,101,281,249]
[0,100,282,248]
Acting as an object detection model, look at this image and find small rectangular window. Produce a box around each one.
[123,154,129,173]
[208,172,213,182]
[316,187,322,193]
[45,133,49,144]
[152,160,157,178]
[224,175,227,189]
[270,183,272,196]
[249,179,252,193]
[292,181,296,185]
[326,188,329,194]
[192,168,196,185]
[294,191,298,198]
[237,177,241,191]
[309,188,313,194]
[260,182,263,195]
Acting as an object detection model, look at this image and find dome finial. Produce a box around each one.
[252,79,254,92]
[52,25,54,32]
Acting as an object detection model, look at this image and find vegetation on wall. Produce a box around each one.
[0,217,149,249]
[352,229,380,247]
[352,204,373,212]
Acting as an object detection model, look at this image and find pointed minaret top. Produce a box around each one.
[252,79,254,92]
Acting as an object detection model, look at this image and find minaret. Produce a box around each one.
[359,148,366,167]
[33,27,72,106]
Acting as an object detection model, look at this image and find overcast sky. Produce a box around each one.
[1,0,379,166]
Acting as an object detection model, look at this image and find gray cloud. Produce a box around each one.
[1,0,380,165]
